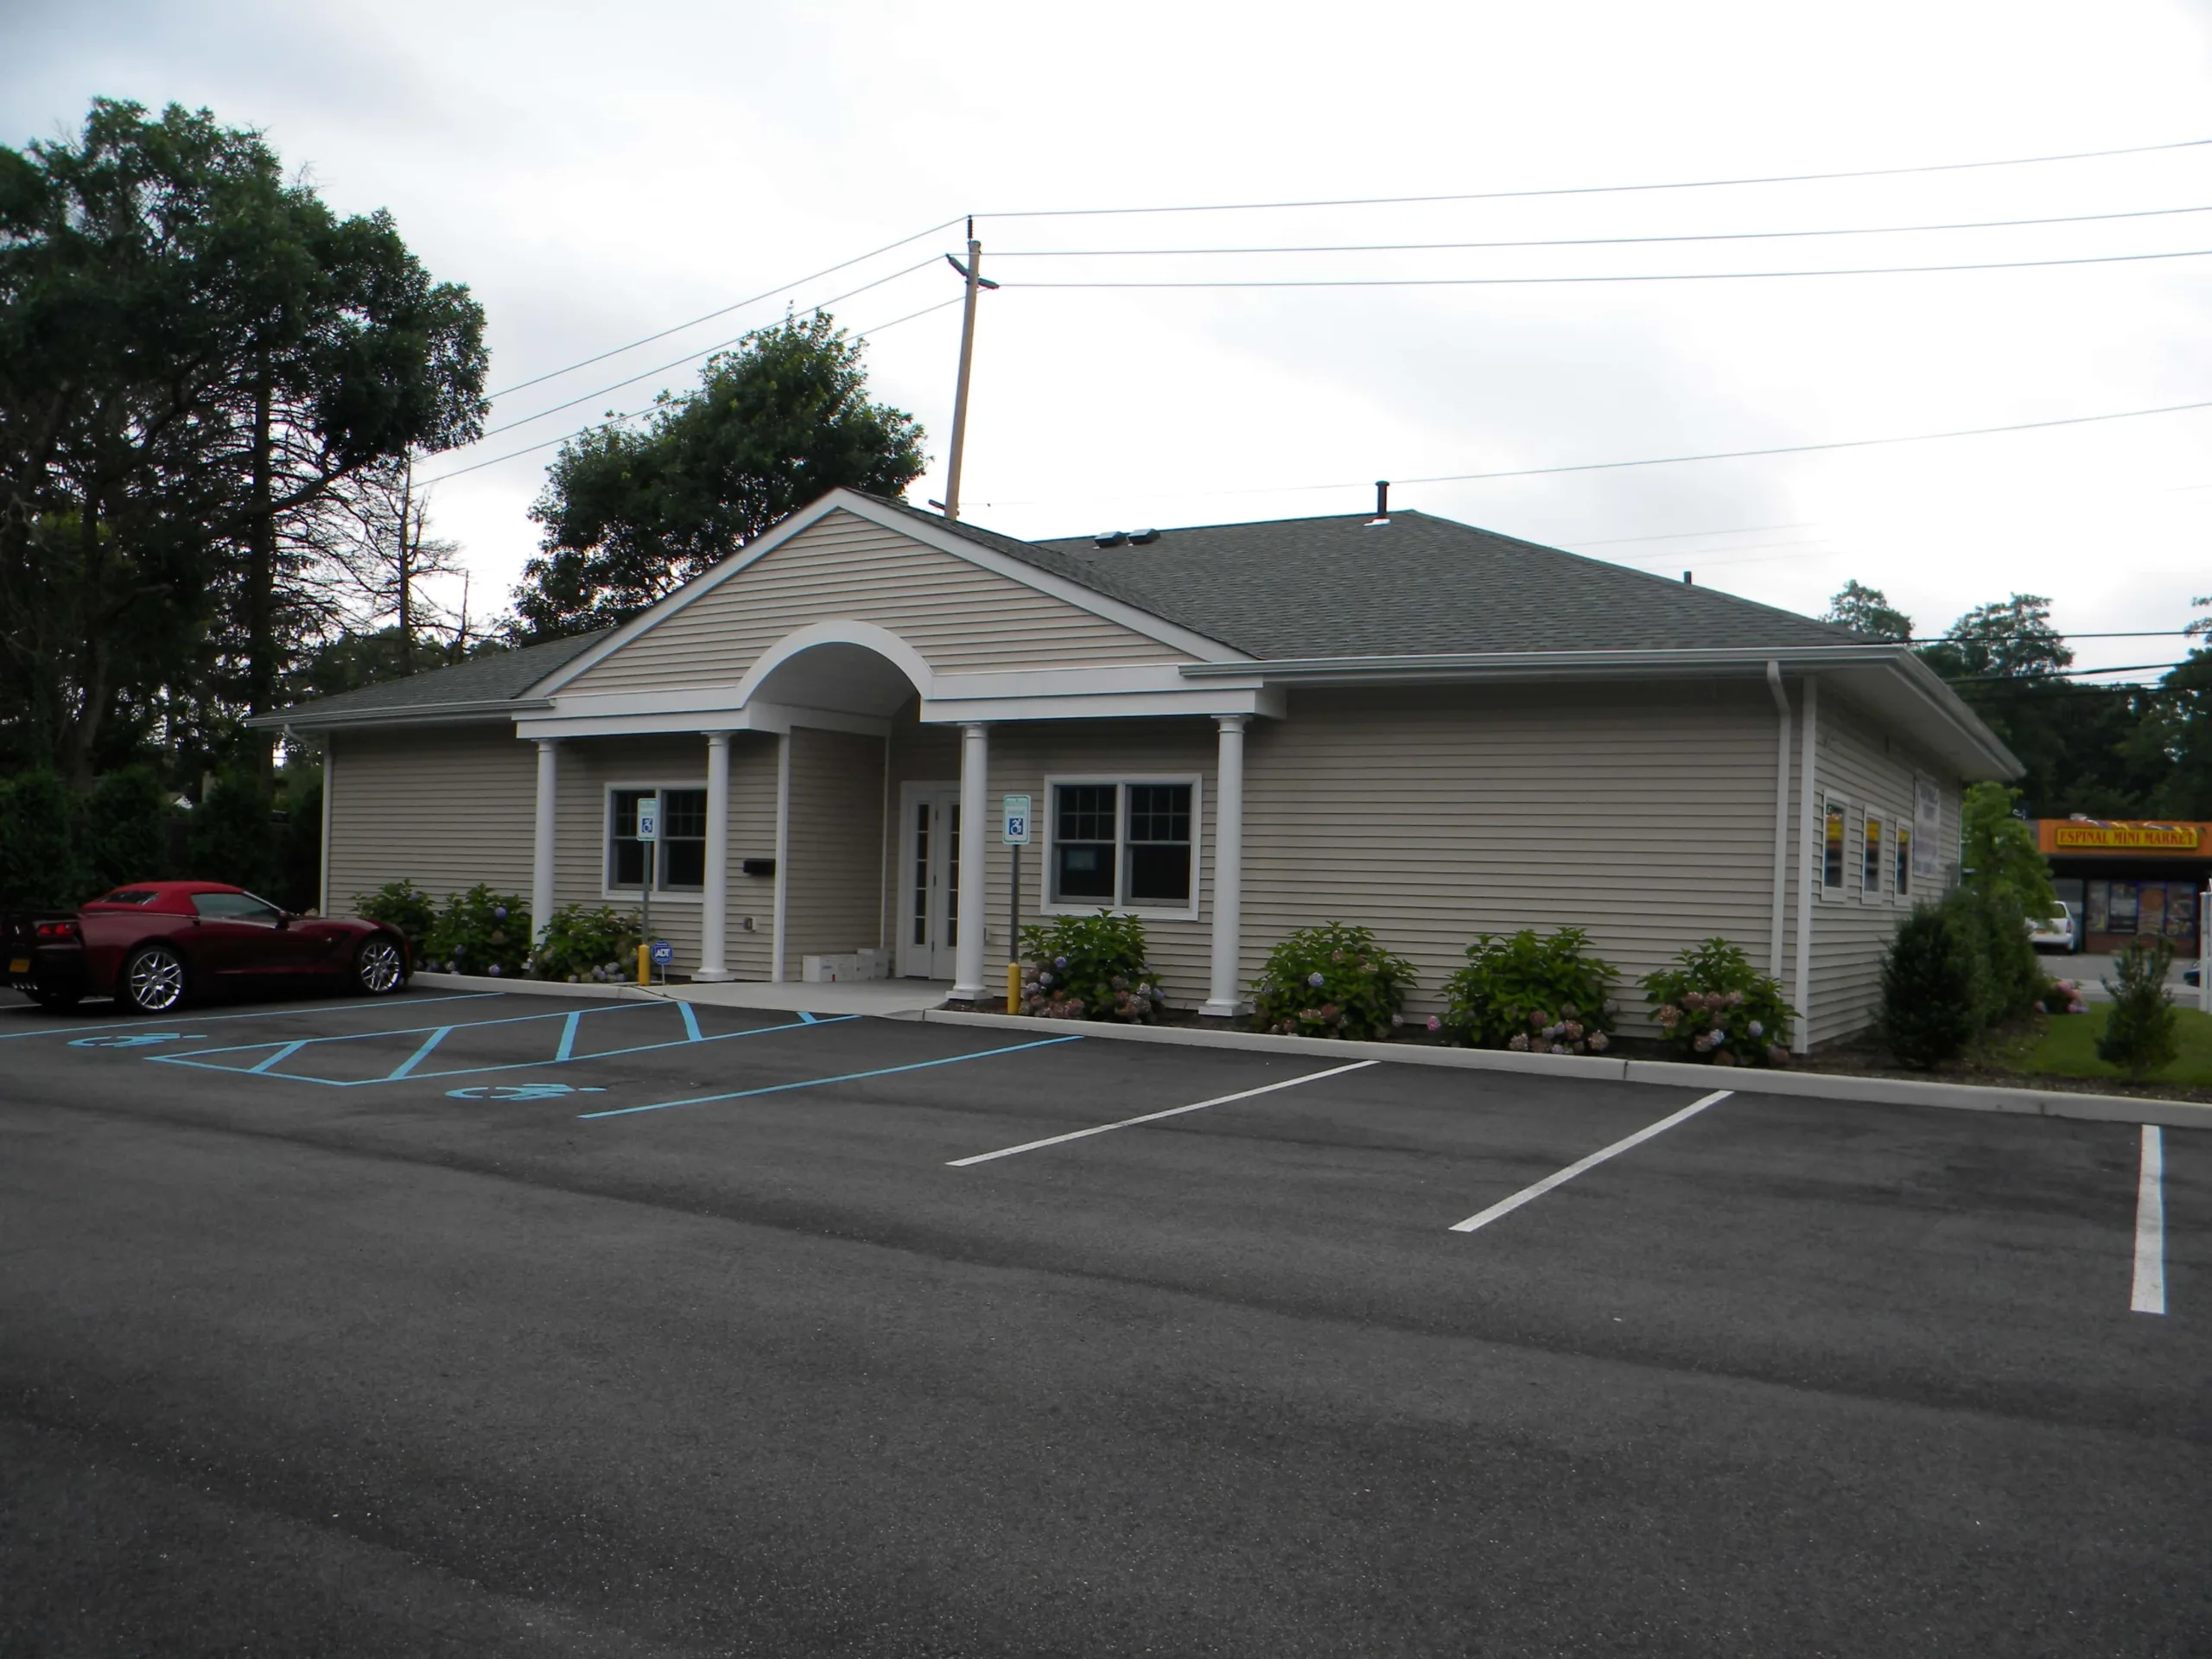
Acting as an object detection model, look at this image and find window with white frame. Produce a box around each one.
[1820,793,1848,897]
[1046,779,1198,914]
[1861,809,1886,902]
[1894,819,1913,901]
[607,786,708,893]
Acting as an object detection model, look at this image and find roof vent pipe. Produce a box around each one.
[1368,480,1390,527]
[1682,570,1694,584]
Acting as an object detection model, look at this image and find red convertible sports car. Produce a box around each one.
[3,881,410,1014]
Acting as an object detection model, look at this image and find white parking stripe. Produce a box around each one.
[1448,1089,1734,1234]
[2133,1125,2166,1316]
[948,1060,1378,1166]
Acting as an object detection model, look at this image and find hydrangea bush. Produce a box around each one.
[1250,922,1415,1040]
[1442,926,1619,1054]
[423,883,531,977]
[1019,911,1165,1022]
[2038,976,2088,1016]
[352,878,436,957]
[531,904,642,984]
[1643,937,1796,1066]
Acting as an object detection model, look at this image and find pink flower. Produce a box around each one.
[1426,1014,1441,1033]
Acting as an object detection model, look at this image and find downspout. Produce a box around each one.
[1765,664,1789,982]
[1793,679,1819,1052]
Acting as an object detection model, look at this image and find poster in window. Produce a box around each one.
[2085,880,2108,932]
[2168,886,2198,941]
[2108,880,2139,932]
[1912,776,1943,881]
[1822,798,1847,891]
[2140,883,2168,938]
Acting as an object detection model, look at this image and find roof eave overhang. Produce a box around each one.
[245,698,552,732]
[1180,645,2024,780]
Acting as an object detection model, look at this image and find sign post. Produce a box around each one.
[1002,794,1031,1013]
[636,794,658,987]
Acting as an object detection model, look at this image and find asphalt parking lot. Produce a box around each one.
[3,987,2206,1656]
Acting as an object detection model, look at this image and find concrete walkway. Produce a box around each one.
[410,969,952,1017]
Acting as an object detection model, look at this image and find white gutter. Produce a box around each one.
[243,697,554,732]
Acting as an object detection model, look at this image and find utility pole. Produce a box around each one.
[938,219,997,521]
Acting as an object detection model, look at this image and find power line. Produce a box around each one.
[1948,662,2193,683]
[419,291,966,486]
[993,202,2212,258]
[1569,521,1816,546]
[484,216,963,401]
[473,258,939,442]
[978,137,2212,221]
[1002,246,2212,289]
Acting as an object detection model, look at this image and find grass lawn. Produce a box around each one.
[2005,1003,2212,1088]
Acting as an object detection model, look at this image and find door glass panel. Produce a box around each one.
[912,802,930,947]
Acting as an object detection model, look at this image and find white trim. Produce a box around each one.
[318,740,334,918]
[952,724,991,1000]
[600,779,710,903]
[732,619,936,704]
[1202,717,1247,1017]
[696,733,733,981]
[1039,772,1205,922]
[1794,680,1818,1049]
[1765,663,1790,980]
[531,740,559,948]
[1818,789,1851,903]
[526,489,1246,700]
[1860,807,1889,906]
[515,700,891,741]
[921,685,1285,724]
[771,734,791,982]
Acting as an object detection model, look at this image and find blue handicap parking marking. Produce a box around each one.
[69,1031,205,1049]
[447,1081,608,1102]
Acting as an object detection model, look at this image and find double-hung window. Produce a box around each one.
[1046,779,1198,916]
[608,786,708,893]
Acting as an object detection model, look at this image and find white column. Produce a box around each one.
[952,721,990,1000]
[1766,662,1791,981]
[771,731,791,983]
[696,731,733,981]
[1202,715,1249,1018]
[1793,679,1819,1052]
[531,738,558,952]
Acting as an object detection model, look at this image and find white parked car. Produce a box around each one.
[2027,903,2077,953]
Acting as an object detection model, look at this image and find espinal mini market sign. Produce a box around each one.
[2042,821,2208,853]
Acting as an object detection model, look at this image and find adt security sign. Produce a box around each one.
[649,939,674,968]
[1001,793,1031,845]
[636,797,658,842]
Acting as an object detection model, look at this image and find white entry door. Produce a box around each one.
[898,783,962,979]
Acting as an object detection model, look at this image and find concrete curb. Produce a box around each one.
[919,1007,2212,1130]
[410,970,662,1003]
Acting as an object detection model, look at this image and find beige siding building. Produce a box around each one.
[267,490,2018,1050]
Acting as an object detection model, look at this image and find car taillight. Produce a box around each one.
[35,920,79,942]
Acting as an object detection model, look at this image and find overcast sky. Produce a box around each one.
[10,0,2212,674]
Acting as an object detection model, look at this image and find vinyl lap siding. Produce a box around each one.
[327,726,535,916]
[782,727,888,977]
[1803,691,1962,1046]
[565,511,1188,695]
[1243,683,1785,1033]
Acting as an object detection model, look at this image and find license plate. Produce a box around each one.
[8,957,28,974]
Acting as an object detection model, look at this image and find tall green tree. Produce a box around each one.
[0,99,486,783]
[1822,580,1914,641]
[512,314,926,639]
[1917,594,2072,681]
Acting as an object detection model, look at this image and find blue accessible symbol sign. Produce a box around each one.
[447,1081,608,1102]
[69,1031,204,1049]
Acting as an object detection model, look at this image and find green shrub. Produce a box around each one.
[424,884,532,977]
[1879,905,1980,1066]
[2096,937,2180,1081]
[277,770,323,912]
[187,769,281,896]
[1019,911,1164,1021]
[531,903,642,984]
[1443,926,1619,1054]
[1643,938,1796,1066]
[353,879,437,955]
[79,766,173,895]
[0,770,86,912]
[1251,921,1415,1040]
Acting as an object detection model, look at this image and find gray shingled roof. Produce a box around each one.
[261,629,611,724]
[1022,510,1864,659]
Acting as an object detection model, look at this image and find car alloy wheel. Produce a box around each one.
[124,945,186,1014]
[355,937,405,995]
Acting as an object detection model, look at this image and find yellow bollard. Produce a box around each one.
[1007,960,1022,1014]
[637,943,652,987]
